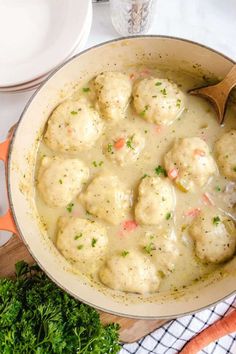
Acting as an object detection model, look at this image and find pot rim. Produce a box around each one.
[7,35,236,319]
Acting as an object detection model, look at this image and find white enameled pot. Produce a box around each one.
[0,36,235,319]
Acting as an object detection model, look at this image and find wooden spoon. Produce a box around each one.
[189,65,236,125]
[179,310,236,354]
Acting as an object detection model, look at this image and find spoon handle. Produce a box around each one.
[215,64,236,96]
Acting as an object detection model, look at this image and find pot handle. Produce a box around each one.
[0,135,19,235]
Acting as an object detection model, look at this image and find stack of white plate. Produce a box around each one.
[0,0,92,92]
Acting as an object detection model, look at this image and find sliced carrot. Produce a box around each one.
[168,168,178,179]
[129,73,136,80]
[123,220,138,232]
[179,310,236,354]
[202,192,214,206]
[140,69,150,76]
[154,124,163,133]
[114,138,125,150]
[194,149,205,157]
[184,208,201,217]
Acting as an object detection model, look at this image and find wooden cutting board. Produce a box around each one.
[0,235,169,343]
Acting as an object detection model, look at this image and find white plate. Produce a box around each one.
[0,0,91,87]
[0,2,92,93]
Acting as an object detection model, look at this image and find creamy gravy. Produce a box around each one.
[35,66,236,293]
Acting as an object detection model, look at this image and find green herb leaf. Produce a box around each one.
[92,161,103,167]
[141,173,149,180]
[59,179,63,184]
[160,88,167,96]
[176,98,181,108]
[91,238,97,247]
[155,82,162,86]
[215,185,221,192]
[70,110,78,115]
[121,250,129,257]
[74,233,83,240]
[233,167,236,172]
[213,216,221,226]
[0,262,120,353]
[126,135,135,150]
[140,105,149,117]
[155,165,167,177]
[82,87,90,93]
[165,212,172,220]
[143,242,156,255]
[66,203,74,213]
[107,143,113,153]
[77,244,84,250]
[158,270,165,279]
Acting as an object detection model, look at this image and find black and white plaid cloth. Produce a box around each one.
[121,295,236,354]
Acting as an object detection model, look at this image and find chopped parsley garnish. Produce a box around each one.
[155,81,162,86]
[77,245,84,250]
[141,173,149,179]
[144,130,148,134]
[213,216,221,226]
[59,179,63,184]
[215,185,221,192]
[92,161,103,167]
[82,87,90,93]
[140,105,149,117]
[74,233,83,240]
[126,135,135,150]
[165,212,172,220]
[176,98,181,108]
[66,203,74,213]
[70,110,78,115]
[91,238,97,247]
[86,210,93,216]
[107,143,113,153]
[143,242,156,255]
[121,250,129,257]
[155,165,167,177]
[158,270,165,279]
[233,167,236,172]
[160,88,167,96]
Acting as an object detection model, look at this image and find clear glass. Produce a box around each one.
[110,0,157,36]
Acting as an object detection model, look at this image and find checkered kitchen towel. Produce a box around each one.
[121,295,236,354]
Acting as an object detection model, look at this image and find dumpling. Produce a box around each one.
[93,71,132,121]
[215,130,236,181]
[141,230,179,274]
[80,174,132,224]
[56,217,108,268]
[99,250,160,294]
[164,137,217,192]
[189,208,236,263]
[37,156,89,207]
[103,128,145,166]
[135,176,175,225]
[133,77,185,125]
[44,99,103,153]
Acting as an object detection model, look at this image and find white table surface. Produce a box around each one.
[1,0,236,245]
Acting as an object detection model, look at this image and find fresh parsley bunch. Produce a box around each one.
[0,261,120,354]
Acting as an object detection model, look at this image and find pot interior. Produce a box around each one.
[8,36,236,318]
